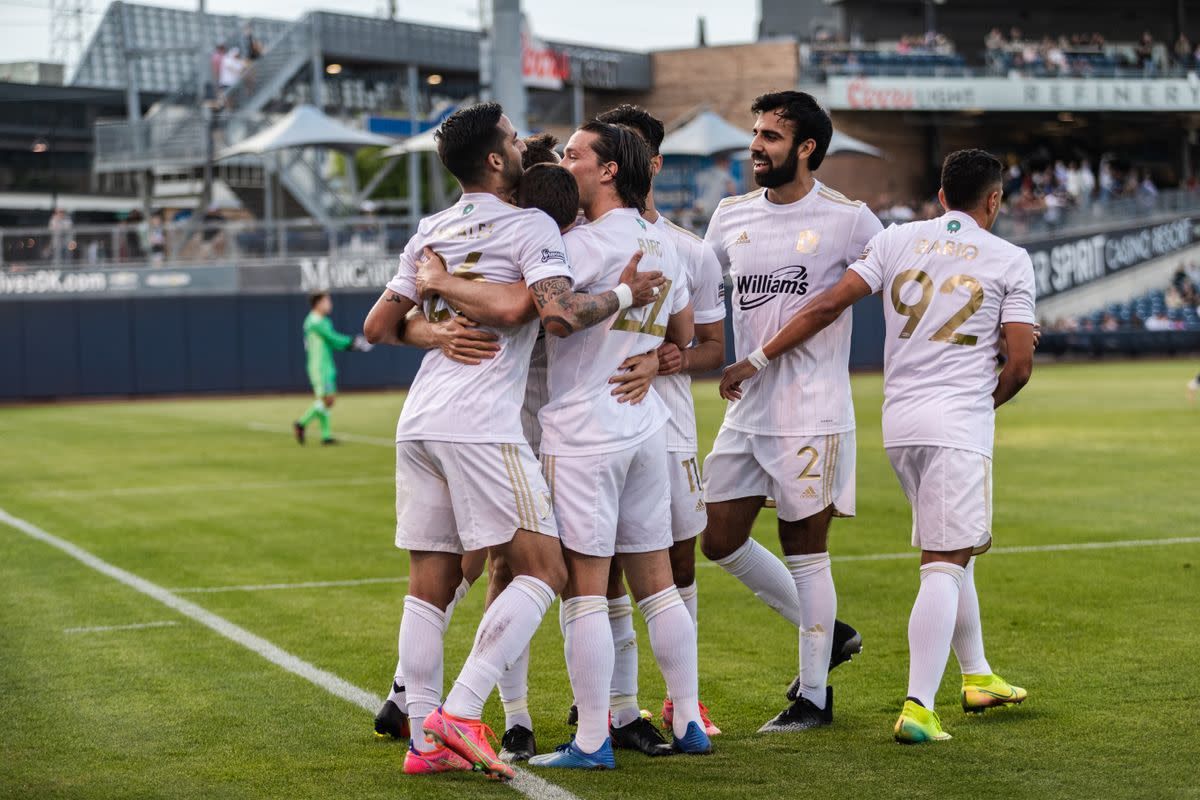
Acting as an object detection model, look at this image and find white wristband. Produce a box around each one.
[748,347,770,370]
[613,283,634,311]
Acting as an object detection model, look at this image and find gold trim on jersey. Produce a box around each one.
[817,186,863,207]
[662,217,704,243]
[501,444,535,532]
[717,188,766,208]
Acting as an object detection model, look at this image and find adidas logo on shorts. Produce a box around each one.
[800,486,819,500]
[694,498,705,512]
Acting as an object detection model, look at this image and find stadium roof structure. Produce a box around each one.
[660,109,884,159]
[72,2,652,94]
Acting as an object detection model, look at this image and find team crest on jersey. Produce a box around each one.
[734,231,751,245]
[794,229,821,254]
[462,203,475,216]
[735,265,809,310]
[637,218,647,230]
[947,219,961,233]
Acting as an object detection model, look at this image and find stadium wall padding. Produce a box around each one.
[0,292,887,400]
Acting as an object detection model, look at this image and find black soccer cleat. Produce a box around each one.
[293,421,306,445]
[610,716,674,756]
[566,704,578,726]
[786,620,863,701]
[321,437,339,446]
[499,724,537,762]
[373,699,410,740]
[759,686,833,733]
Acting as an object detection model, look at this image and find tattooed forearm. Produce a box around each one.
[529,277,620,338]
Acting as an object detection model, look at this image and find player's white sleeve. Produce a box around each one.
[693,241,727,325]
[562,229,604,293]
[670,273,691,315]
[515,211,573,285]
[845,204,885,267]
[1000,251,1037,325]
[847,226,891,294]
[386,235,421,303]
[702,208,731,279]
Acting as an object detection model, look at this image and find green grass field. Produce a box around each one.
[2,360,1199,800]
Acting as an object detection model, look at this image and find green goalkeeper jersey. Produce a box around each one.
[303,311,354,388]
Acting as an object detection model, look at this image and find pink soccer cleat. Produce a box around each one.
[662,698,722,736]
[422,706,513,781]
[402,742,472,775]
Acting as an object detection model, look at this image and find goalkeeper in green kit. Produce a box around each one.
[293,291,373,445]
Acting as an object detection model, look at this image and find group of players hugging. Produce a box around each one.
[353,90,1036,780]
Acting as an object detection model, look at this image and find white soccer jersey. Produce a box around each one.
[387,193,572,444]
[705,181,883,435]
[654,214,727,453]
[539,207,690,457]
[849,210,1036,457]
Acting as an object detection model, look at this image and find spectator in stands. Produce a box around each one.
[1144,311,1173,331]
[49,207,72,265]
[210,44,226,90]
[219,46,245,93]
[148,213,166,267]
[1101,313,1121,332]
[1175,34,1193,69]
[241,21,262,61]
[985,28,1006,73]
[1136,32,1156,74]
[1078,159,1096,206]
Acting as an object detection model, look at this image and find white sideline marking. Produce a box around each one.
[63,621,179,634]
[247,421,395,448]
[0,506,583,800]
[696,535,1200,567]
[35,476,386,499]
[172,577,407,594]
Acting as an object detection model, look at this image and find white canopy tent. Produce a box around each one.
[216,105,393,159]
[379,127,439,158]
[659,109,884,159]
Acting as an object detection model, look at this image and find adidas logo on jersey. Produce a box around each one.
[734,231,751,244]
[800,486,819,500]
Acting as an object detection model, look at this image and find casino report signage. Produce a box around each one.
[827,77,1200,112]
[1027,216,1199,299]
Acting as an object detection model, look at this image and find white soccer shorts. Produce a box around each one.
[541,428,673,558]
[886,445,992,554]
[702,426,856,522]
[395,440,557,554]
[668,451,707,542]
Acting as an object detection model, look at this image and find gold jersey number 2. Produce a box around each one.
[890,270,984,346]
[424,252,483,322]
[611,279,673,337]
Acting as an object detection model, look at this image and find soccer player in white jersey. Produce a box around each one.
[362,103,665,781]
[595,104,726,744]
[527,120,711,769]
[720,148,1036,743]
[700,91,881,733]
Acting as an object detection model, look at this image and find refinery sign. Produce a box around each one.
[828,77,1200,111]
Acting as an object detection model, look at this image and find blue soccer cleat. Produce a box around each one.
[672,720,713,755]
[528,738,616,770]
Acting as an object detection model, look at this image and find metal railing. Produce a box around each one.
[221,17,313,117]
[0,216,412,271]
[994,187,1200,242]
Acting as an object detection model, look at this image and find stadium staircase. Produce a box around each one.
[92,16,353,227]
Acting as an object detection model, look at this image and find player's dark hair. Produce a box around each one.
[308,291,329,308]
[941,149,1004,210]
[522,132,560,169]
[595,104,664,156]
[578,120,652,213]
[750,90,832,171]
[435,102,507,185]
[517,163,580,231]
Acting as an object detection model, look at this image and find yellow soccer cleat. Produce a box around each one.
[961,673,1027,713]
[893,700,952,744]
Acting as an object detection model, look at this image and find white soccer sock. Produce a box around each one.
[562,595,614,754]
[388,576,470,711]
[444,575,555,721]
[607,595,641,728]
[398,596,447,753]
[498,644,533,731]
[785,553,836,710]
[714,539,802,627]
[952,558,991,675]
[678,581,699,628]
[907,562,966,710]
[639,587,701,739]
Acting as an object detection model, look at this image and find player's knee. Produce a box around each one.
[324,395,335,408]
[669,540,696,586]
[488,550,513,586]
[700,528,738,562]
